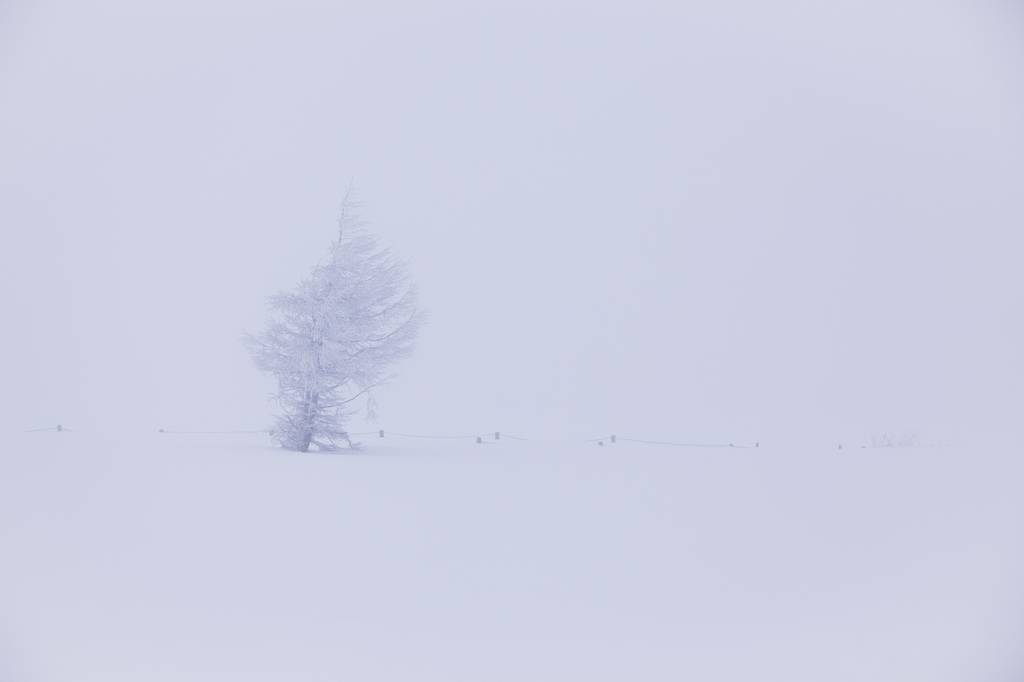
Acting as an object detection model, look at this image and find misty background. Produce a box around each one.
[1,0,1023,447]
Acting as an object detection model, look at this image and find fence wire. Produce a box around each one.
[26,424,755,448]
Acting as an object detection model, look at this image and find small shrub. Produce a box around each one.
[871,430,920,448]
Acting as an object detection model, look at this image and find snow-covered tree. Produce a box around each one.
[245,199,424,452]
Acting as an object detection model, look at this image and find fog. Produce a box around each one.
[2,1,1023,446]
[3,2,1024,679]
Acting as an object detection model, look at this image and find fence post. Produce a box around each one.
[495,432,500,440]
[599,441,604,446]
[379,430,384,438]
[611,434,615,443]
[476,436,482,444]
[57,424,62,432]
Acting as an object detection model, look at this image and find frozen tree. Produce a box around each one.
[245,199,424,452]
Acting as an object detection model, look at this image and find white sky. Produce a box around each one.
[1,0,1023,446]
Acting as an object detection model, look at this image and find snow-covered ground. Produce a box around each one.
[1,431,1023,681]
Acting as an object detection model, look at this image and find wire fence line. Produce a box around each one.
[21,426,935,450]
[150,430,746,447]
[152,428,532,442]
[620,437,752,449]
[158,430,266,434]
[370,431,489,439]
[359,431,533,442]
[23,426,529,440]
[585,435,755,449]
[26,424,756,449]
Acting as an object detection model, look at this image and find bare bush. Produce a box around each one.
[871,430,920,448]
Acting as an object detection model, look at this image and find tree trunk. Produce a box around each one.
[298,388,318,452]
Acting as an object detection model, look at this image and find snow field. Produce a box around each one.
[1,431,1022,681]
